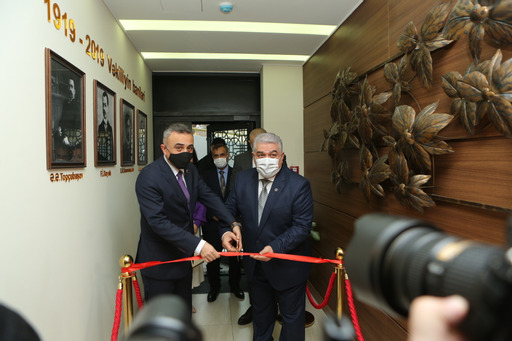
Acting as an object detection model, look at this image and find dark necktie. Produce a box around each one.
[177,171,190,205]
[219,170,226,197]
[258,179,270,224]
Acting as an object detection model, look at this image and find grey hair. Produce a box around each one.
[253,132,283,153]
[162,123,192,144]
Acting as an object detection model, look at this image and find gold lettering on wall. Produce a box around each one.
[43,0,146,102]
[49,172,84,182]
[100,170,112,177]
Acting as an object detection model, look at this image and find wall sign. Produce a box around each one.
[44,0,146,102]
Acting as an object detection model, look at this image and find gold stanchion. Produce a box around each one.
[335,248,345,320]
[120,255,135,334]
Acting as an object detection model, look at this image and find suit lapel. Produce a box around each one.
[159,157,190,212]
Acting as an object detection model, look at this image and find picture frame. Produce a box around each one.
[137,110,148,165]
[120,99,135,167]
[94,80,116,166]
[45,48,86,169]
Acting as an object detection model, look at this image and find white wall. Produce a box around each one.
[260,64,304,175]
[0,1,152,340]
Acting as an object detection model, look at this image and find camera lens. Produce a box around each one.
[345,213,512,341]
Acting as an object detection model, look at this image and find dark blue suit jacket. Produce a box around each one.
[135,156,235,280]
[224,166,313,290]
[202,166,231,206]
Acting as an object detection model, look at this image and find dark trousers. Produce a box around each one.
[251,262,306,341]
[141,273,193,314]
[202,220,242,290]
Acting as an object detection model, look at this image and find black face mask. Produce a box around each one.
[168,152,193,169]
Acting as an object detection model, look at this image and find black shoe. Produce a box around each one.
[207,288,220,302]
[230,286,245,299]
[238,306,252,325]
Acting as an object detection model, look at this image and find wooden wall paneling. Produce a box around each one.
[359,192,508,244]
[303,0,389,107]
[311,203,356,258]
[432,137,512,210]
[304,95,331,153]
[305,151,386,218]
[304,0,512,336]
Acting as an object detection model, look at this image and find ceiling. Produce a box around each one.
[102,0,363,73]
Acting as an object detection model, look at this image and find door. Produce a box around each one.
[206,122,255,163]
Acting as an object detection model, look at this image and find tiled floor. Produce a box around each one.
[191,292,327,341]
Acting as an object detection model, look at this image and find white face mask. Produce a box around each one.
[214,157,228,169]
[255,157,280,178]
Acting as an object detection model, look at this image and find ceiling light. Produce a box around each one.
[120,20,336,36]
[141,52,308,62]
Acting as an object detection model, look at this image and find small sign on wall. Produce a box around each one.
[290,166,299,173]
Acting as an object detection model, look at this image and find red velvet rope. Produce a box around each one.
[114,252,365,341]
[345,276,365,341]
[306,271,337,309]
[132,276,144,309]
[111,287,123,341]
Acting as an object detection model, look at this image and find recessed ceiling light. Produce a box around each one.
[120,20,336,36]
[141,52,309,62]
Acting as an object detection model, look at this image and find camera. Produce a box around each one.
[345,213,512,341]
[125,295,202,341]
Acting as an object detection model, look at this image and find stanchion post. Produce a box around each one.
[335,248,345,320]
[120,255,135,334]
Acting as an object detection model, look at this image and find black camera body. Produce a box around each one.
[345,213,512,341]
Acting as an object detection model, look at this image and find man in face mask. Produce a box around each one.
[201,143,244,302]
[135,123,242,313]
[221,132,314,341]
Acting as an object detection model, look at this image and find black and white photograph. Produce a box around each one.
[45,48,86,169]
[121,99,135,166]
[94,81,116,166]
[137,110,148,165]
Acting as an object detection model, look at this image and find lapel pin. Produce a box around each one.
[274,188,278,192]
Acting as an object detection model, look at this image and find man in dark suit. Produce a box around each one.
[97,91,113,161]
[135,123,241,312]
[230,127,266,325]
[221,132,313,341]
[196,137,226,173]
[201,143,244,302]
[230,128,266,190]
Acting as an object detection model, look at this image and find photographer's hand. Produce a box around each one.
[408,295,469,341]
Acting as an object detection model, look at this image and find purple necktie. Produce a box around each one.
[177,171,190,205]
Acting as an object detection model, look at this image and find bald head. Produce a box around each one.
[249,128,267,149]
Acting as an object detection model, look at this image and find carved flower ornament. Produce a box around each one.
[398,2,454,89]
[455,49,512,136]
[443,0,512,63]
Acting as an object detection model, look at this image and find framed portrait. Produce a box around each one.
[120,99,135,166]
[94,81,116,166]
[137,110,148,165]
[45,48,86,169]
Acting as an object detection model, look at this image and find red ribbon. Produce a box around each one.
[122,252,341,273]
